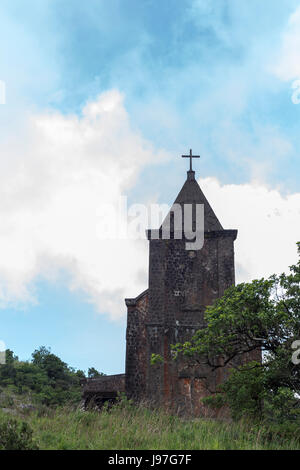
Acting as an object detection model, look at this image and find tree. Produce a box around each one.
[0,418,38,450]
[171,243,300,420]
[0,346,89,406]
[88,367,105,379]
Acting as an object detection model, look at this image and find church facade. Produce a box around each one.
[82,153,250,416]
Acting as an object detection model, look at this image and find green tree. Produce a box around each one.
[88,367,105,379]
[0,417,38,450]
[171,243,300,420]
[0,346,89,407]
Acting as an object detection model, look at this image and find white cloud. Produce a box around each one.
[0,90,167,320]
[0,89,298,322]
[200,177,300,282]
[272,5,300,81]
[207,121,293,185]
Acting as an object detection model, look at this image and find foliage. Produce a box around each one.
[0,415,38,450]
[88,367,105,379]
[150,354,164,365]
[0,401,298,450]
[0,346,103,407]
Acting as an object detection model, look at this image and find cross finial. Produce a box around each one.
[182,149,200,172]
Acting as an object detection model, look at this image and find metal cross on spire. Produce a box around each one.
[182,149,200,172]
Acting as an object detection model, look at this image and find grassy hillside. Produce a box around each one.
[1,400,300,450]
[1,347,299,450]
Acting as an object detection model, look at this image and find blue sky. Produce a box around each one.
[0,0,299,374]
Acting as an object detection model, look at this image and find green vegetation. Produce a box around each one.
[0,245,299,449]
[0,415,38,450]
[0,346,103,407]
[0,399,299,450]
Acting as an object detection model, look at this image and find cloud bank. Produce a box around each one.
[200,178,300,283]
[0,91,298,321]
[0,90,165,319]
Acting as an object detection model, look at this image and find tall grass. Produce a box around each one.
[1,400,299,450]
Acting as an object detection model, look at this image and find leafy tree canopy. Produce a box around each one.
[0,346,104,407]
[88,367,106,379]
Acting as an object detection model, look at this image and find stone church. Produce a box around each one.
[82,151,250,416]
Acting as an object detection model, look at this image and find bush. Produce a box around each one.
[0,416,39,450]
[260,421,300,445]
[0,390,15,408]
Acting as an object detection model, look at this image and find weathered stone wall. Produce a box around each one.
[124,226,240,416]
[81,374,125,408]
[83,171,260,416]
[144,231,238,415]
[125,291,148,401]
[82,374,125,394]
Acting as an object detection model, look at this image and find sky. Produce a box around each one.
[0,0,299,374]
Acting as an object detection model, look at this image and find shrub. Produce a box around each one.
[260,421,300,445]
[0,416,39,450]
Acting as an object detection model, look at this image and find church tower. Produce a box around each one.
[125,151,238,416]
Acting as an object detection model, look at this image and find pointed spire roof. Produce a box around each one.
[147,151,225,240]
[146,154,237,241]
[173,170,223,232]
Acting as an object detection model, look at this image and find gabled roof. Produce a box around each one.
[163,170,223,233]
